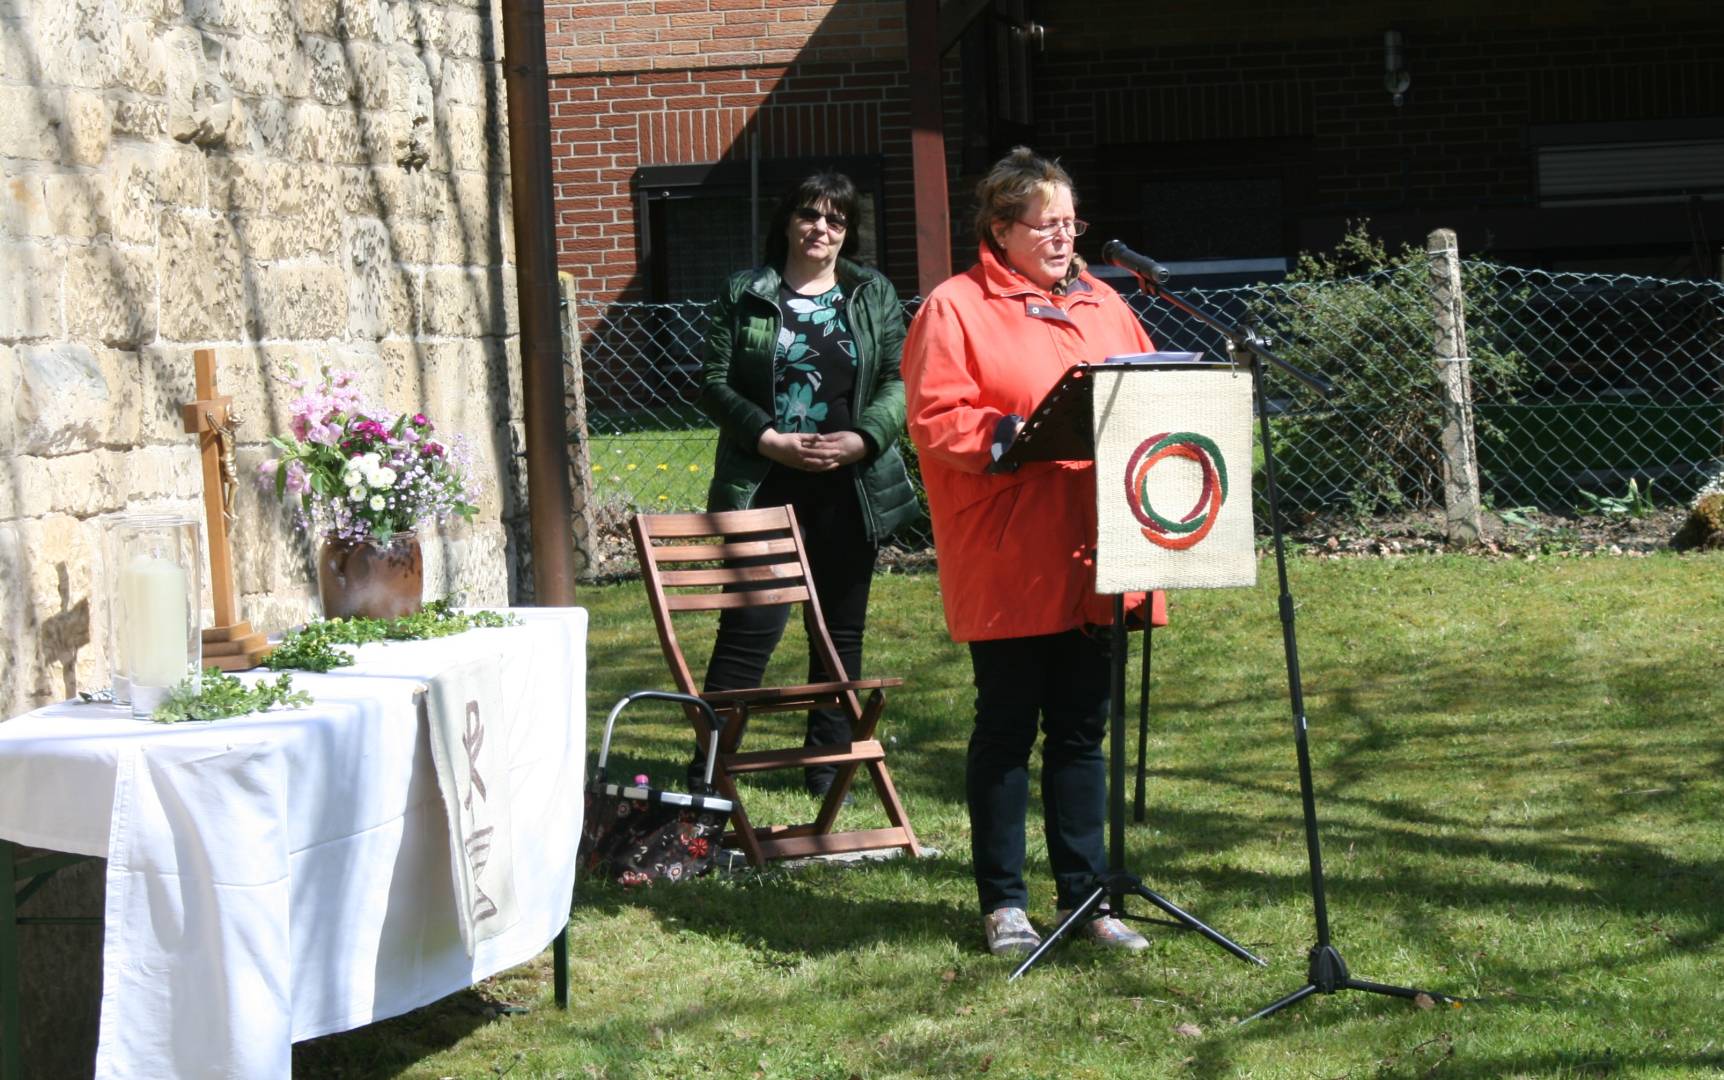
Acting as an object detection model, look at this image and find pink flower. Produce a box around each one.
[284,460,311,495]
[258,460,279,479]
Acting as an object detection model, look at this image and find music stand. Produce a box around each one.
[1115,279,1462,1020]
[998,358,1266,980]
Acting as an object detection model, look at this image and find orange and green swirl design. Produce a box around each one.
[1123,431,1228,550]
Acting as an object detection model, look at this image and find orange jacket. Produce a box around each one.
[904,245,1168,642]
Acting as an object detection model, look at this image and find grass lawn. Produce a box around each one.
[297,552,1724,1078]
[586,427,717,512]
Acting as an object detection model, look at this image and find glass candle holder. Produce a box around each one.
[108,513,203,719]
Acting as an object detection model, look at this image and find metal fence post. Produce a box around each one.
[1427,229,1484,544]
[559,273,597,577]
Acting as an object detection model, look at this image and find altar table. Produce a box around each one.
[0,607,587,1079]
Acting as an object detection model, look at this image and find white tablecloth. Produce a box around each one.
[0,607,587,1078]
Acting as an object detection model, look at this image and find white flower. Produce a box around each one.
[365,466,397,489]
[348,485,367,502]
[369,494,386,511]
[342,468,362,487]
[355,452,382,473]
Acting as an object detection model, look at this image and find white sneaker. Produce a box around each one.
[983,907,1041,957]
[1056,908,1150,952]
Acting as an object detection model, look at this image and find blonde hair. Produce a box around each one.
[972,146,1076,257]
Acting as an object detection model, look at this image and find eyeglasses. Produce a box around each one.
[794,206,850,231]
[1015,218,1089,238]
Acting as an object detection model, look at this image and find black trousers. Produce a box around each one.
[698,467,879,792]
[966,628,1112,913]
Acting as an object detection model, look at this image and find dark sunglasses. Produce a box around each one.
[793,206,849,231]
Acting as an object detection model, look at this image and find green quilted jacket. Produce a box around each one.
[698,258,920,541]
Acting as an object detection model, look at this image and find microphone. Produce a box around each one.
[1101,240,1171,285]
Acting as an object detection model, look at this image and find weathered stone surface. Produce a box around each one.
[393,2,447,53]
[63,90,113,167]
[111,96,168,140]
[155,145,208,208]
[1,0,520,714]
[116,20,168,95]
[42,174,111,239]
[1,174,52,239]
[346,216,418,339]
[16,514,102,703]
[107,149,161,245]
[349,41,390,109]
[304,36,355,106]
[422,267,511,338]
[247,262,348,340]
[15,343,110,455]
[0,346,17,454]
[291,0,342,37]
[433,170,505,264]
[443,9,495,60]
[118,445,202,503]
[65,245,156,347]
[0,85,63,161]
[34,0,118,88]
[11,450,123,517]
[208,156,269,213]
[157,210,245,340]
[137,345,197,444]
[0,244,62,340]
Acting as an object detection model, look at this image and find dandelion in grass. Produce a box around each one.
[657,463,668,471]
[626,463,637,471]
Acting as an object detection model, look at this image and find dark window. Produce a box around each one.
[635,156,885,303]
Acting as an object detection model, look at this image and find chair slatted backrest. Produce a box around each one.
[631,507,850,700]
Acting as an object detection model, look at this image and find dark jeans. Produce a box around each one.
[697,467,879,793]
[967,629,1111,913]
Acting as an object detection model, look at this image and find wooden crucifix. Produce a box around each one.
[181,348,272,670]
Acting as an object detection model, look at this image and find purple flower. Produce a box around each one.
[284,460,311,495]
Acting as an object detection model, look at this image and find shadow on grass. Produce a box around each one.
[291,987,494,1078]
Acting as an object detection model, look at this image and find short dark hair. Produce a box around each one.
[764,171,861,266]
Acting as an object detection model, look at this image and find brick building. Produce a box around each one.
[546,0,1724,305]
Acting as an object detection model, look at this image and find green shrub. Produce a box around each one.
[1252,221,1531,514]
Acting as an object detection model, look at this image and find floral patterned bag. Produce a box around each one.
[579,691,734,887]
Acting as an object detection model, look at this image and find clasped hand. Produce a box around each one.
[757,429,865,471]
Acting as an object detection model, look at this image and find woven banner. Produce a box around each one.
[1092,366,1257,592]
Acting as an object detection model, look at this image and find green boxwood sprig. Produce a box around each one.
[152,670,314,724]
[264,600,519,673]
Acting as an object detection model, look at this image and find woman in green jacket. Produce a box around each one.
[696,171,918,797]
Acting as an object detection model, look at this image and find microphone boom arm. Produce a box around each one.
[1118,260,1336,398]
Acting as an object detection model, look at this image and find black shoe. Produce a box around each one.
[807,781,854,806]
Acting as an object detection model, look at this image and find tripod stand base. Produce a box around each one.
[1009,873,1265,980]
[1240,944,1463,1022]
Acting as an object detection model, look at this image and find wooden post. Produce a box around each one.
[180,349,271,669]
[1426,230,1484,545]
[907,0,952,296]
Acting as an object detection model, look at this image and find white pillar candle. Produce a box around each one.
[121,554,189,687]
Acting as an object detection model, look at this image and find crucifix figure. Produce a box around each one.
[180,349,271,670]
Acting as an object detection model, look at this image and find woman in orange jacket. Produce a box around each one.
[903,147,1164,957]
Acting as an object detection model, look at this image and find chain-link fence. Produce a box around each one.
[571,263,1723,567]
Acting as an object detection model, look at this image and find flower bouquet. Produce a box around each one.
[260,369,480,619]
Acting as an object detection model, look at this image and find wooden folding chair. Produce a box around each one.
[631,507,921,868]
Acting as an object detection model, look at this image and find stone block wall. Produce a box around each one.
[1,0,527,718]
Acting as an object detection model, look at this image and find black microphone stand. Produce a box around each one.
[1124,267,1462,1021]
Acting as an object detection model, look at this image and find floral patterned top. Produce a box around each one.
[773,283,856,435]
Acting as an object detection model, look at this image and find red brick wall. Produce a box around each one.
[546,0,924,304]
